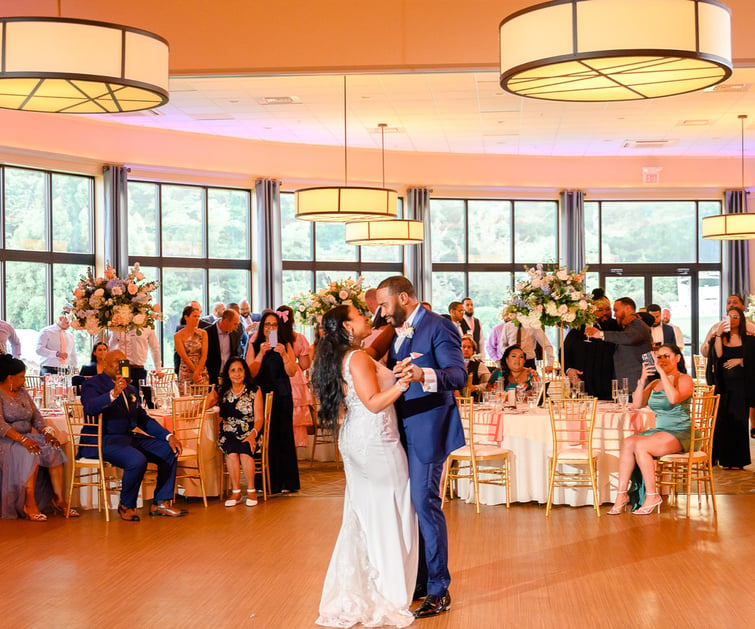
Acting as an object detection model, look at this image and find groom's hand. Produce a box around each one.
[397,358,424,384]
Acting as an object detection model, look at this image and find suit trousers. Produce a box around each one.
[407,449,450,596]
[103,433,178,508]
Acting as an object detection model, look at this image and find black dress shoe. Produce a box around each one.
[412,585,427,601]
[413,590,451,618]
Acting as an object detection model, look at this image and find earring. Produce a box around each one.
[347,331,354,345]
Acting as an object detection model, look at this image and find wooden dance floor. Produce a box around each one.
[2,466,755,628]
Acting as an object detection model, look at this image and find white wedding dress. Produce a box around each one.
[316,350,418,628]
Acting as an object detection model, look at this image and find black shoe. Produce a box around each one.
[412,585,427,601]
[413,590,451,618]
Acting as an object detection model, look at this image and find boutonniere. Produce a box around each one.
[397,324,415,339]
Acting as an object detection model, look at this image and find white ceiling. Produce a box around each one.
[93,68,755,159]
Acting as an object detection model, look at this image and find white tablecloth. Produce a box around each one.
[455,402,655,506]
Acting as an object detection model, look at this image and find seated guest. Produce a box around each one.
[206,309,242,385]
[608,344,693,515]
[72,342,108,393]
[499,345,538,392]
[206,357,263,507]
[81,350,186,521]
[0,355,74,520]
[460,335,489,401]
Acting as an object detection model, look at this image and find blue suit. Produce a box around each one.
[387,306,466,596]
[81,373,177,509]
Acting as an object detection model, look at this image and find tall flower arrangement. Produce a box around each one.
[66,263,162,335]
[746,294,755,324]
[291,276,368,326]
[504,265,595,329]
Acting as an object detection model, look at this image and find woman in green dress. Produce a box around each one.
[608,343,693,516]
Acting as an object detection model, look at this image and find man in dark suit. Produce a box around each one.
[376,276,466,619]
[586,297,652,397]
[646,303,682,348]
[82,350,186,521]
[206,309,242,385]
[459,297,484,358]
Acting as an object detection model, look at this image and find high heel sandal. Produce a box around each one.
[225,489,242,507]
[633,493,662,515]
[246,490,257,507]
[608,490,630,515]
[52,498,80,518]
[23,509,47,522]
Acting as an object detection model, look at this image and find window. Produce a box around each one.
[280,192,405,311]
[585,199,721,355]
[429,198,558,338]
[1,166,95,369]
[127,181,252,362]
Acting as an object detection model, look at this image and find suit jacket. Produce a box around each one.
[206,322,242,384]
[387,307,466,464]
[602,317,652,393]
[81,372,169,442]
[71,362,98,394]
[563,319,620,400]
[460,316,481,349]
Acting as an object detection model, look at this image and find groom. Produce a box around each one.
[376,276,466,618]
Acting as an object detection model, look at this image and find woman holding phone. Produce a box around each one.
[706,306,754,469]
[246,309,300,494]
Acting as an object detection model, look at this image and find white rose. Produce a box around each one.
[578,300,588,310]
[531,278,542,289]
[133,313,146,326]
[557,270,569,281]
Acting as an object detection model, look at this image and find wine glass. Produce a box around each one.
[611,379,619,407]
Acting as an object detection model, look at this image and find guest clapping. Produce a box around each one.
[0,355,73,520]
[608,344,693,515]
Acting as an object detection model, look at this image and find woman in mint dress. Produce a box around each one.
[608,343,694,516]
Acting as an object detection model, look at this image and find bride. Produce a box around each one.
[312,305,418,628]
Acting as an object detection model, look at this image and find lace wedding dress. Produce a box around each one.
[316,350,418,628]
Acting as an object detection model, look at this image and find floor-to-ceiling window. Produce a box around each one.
[429,198,559,337]
[280,192,405,305]
[0,165,95,369]
[127,181,252,361]
[584,199,722,356]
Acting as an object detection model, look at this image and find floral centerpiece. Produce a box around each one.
[504,265,595,330]
[66,263,162,335]
[746,294,755,324]
[291,276,369,326]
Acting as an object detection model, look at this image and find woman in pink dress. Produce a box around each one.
[277,305,313,448]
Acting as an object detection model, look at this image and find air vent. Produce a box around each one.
[708,83,748,92]
[189,113,235,121]
[369,126,402,134]
[623,139,676,149]
[678,119,710,127]
[258,96,301,105]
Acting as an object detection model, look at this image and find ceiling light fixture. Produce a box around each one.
[702,114,755,239]
[499,0,732,102]
[0,3,169,113]
[345,124,424,246]
[295,77,398,222]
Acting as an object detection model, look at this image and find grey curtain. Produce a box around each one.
[560,190,585,271]
[722,190,751,301]
[406,187,431,301]
[256,179,282,310]
[103,165,129,277]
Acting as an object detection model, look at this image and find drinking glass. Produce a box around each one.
[621,378,629,395]
[611,379,619,406]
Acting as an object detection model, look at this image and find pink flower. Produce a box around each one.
[135,272,144,281]
[558,304,568,314]
[74,288,84,298]
[152,303,161,313]
[105,267,116,279]
[127,283,138,295]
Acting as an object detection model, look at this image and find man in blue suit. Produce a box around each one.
[81,350,186,521]
[376,276,466,619]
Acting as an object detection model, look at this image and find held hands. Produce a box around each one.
[192,369,205,384]
[393,357,424,385]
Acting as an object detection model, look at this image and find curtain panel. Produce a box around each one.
[406,187,431,300]
[256,179,282,310]
[722,190,751,302]
[103,165,129,277]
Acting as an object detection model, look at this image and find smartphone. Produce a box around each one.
[118,360,131,380]
[641,352,656,373]
[268,329,278,348]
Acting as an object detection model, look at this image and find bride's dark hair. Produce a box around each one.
[311,305,352,428]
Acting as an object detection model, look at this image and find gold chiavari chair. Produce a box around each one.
[441,396,511,513]
[693,382,715,397]
[310,395,341,469]
[692,354,708,380]
[656,394,720,516]
[188,383,214,397]
[545,397,600,517]
[25,374,45,406]
[63,401,121,521]
[149,371,176,407]
[172,395,209,507]
[254,392,274,501]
